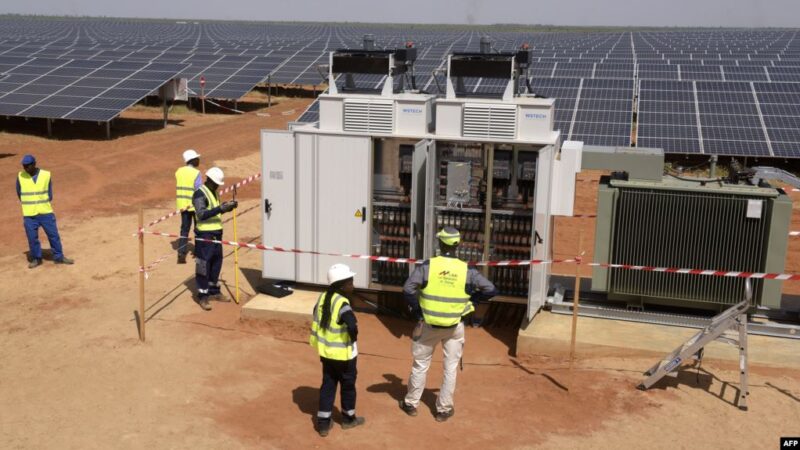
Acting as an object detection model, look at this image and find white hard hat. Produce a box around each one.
[183,149,200,163]
[327,263,356,284]
[205,167,225,185]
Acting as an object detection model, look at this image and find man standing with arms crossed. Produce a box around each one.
[399,227,496,422]
[175,149,202,264]
[16,154,74,268]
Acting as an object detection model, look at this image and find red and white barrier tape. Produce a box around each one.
[588,262,800,281]
[140,253,171,279]
[143,206,191,230]
[791,231,800,237]
[141,230,800,280]
[138,172,262,232]
[141,230,575,267]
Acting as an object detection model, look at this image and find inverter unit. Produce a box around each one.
[592,177,792,311]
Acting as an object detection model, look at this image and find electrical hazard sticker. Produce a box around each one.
[354,209,363,218]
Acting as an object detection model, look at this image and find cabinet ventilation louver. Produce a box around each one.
[462,103,517,139]
[344,99,394,134]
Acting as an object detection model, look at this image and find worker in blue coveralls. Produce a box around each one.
[16,154,74,268]
[192,167,237,311]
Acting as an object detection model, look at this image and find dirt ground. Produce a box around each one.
[1,95,799,449]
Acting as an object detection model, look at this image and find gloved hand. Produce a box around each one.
[408,304,423,321]
[220,200,238,213]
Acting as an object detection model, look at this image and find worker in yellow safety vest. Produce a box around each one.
[399,227,496,422]
[16,154,74,268]
[309,264,366,437]
[175,149,202,264]
[191,167,237,311]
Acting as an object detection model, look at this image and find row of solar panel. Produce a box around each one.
[0,57,186,122]
[637,80,800,157]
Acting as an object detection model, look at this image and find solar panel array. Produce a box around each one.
[0,56,186,121]
[0,18,799,157]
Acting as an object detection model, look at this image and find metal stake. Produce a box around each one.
[138,208,146,341]
[569,228,584,366]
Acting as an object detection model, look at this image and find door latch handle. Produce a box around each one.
[264,199,272,217]
[361,206,367,223]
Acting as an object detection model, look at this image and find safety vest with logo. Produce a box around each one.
[195,185,223,232]
[310,292,356,361]
[175,166,200,211]
[420,256,473,327]
[18,170,54,217]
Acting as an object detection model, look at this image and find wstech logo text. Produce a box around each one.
[402,108,423,114]
[783,438,800,448]
[525,113,547,120]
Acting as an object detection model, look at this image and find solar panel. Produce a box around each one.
[570,78,633,146]
[636,80,702,154]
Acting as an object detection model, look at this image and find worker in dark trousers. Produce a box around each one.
[16,154,74,268]
[175,149,202,264]
[310,264,366,437]
[399,227,496,422]
[192,167,237,311]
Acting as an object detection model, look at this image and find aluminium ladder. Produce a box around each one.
[637,282,752,411]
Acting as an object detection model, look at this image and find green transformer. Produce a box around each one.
[592,177,792,311]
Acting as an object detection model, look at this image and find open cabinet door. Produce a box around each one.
[410,139,432,263]
[315,134,372,288]
[423,140,439,259]
[528,145,555,320]
[261,130,296,281]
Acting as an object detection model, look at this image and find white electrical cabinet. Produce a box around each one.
[260,53,582,320]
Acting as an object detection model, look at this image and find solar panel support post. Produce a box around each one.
[267,75,272,108]
[160,85,168,129]
[709,155,718,178]
[46,118,52,138]
[105,122,111,140]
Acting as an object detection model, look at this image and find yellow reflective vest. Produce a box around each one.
[18,169,54,217]
[175,165,200,211]
[195,185,223,232]
[420,256,473,327]
[310,292,356,361]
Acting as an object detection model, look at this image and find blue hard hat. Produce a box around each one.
[21,154,36,165]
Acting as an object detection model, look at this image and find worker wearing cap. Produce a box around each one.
[175,149,202,264]
[399,227,496,422]
[310,263,365,437]
[192,167,237,311]
[16,154,74,268]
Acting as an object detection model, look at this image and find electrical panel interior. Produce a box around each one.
[433,141,538,299]
[371,140,413,288]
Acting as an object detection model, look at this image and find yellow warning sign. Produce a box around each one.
[354,209,363,218]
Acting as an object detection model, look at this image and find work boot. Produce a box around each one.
[211,293,231,302]
[54,257,74,265]
[177,254,187,264]
[28,259,42,269]
[435,409,454,423]
[198,299,212,311]
[399,400,417,417]
[316,420,332,437]
[341,416,365,430]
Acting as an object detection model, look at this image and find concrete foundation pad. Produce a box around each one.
[517,311,800,369]
[242,288,323,325]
